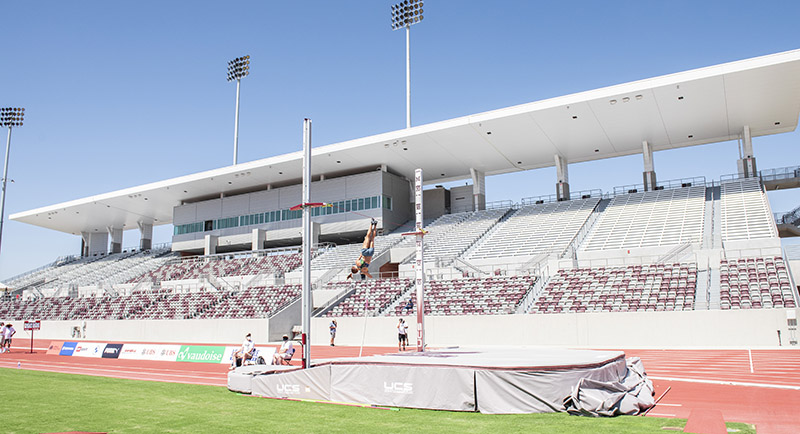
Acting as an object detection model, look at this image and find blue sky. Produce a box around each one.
[1,0,799,279]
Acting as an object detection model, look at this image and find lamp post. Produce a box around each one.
[227,55,250,165]
[391,0,424,129]
[0,107,24,255]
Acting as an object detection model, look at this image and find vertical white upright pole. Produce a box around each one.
[233,79,241,165]
[405,25,411,129]
[301,118,312,368]
[0,127,12,255]
[414,168,425,351]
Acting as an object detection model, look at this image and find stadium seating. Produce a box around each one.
[200,285,301,319]
[581,187,705,251]
[719,257,797,309]
[532,263,698,313]
[309,236,402,271]
[129,253,301,283]
[390,275,536,316]
[324,278,413,317]
[3,247,174,293]
[467,199,598,260]
[720,179,778,241]
[399,208,510,265]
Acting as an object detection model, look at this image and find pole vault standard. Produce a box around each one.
[301,118,312,368]
[402,168,428,351]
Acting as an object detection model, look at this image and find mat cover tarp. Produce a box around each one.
[475,356,628,414]
[563,357,655,416]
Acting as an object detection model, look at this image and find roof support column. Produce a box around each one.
[138,222,153,251]
[555,154,570,202]
[251,228,266,251]
[738,125,758,178]
[470,168,486,211]
[204,234,218,256]
[642,140,657,191]
[81,231,108,257]
[107,226,123,254]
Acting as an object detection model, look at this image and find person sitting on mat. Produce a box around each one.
[347,219,377,280]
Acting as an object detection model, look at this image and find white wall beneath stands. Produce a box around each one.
[312,308,799,348]
[31,319,269,345]
[24,309,798,348]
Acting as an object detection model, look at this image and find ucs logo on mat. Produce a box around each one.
[384,382,413,394]
[277,384,301,395]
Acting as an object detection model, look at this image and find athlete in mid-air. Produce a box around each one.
[347,219,378,280]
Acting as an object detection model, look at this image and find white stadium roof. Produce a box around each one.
[11,49,800,235]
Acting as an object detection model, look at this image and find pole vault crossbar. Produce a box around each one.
[290,202,332,212]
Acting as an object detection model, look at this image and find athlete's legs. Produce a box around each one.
[362,222,377,249]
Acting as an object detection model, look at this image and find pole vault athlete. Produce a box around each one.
[347,219,378,280]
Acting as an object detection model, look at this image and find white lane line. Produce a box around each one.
[655,403,682,407]
[0,362,224,381]
[649,376,800,390]
[0,365,227,387]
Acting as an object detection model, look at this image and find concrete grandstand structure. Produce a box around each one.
[3,49,800,348]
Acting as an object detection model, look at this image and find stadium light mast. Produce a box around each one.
[0,107,24,255]
[391,0,424,129]
[227,55,250,165]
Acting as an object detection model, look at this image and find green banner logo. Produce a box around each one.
[176,345,225,363]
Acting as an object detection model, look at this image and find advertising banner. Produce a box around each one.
[176,345,226,364]
[118,344,180,362]
[221,347,239,365]
[72,342,106,358]
[101,343,124,359]
[46,341,64,355]
[59,341,78,356]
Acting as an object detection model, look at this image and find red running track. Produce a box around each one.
[1,342,798,434]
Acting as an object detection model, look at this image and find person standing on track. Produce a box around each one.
[329,319,337,347]
[2,323,16,353]
[347,219,378,280]
[0,322,5,352]
[397,318,408,351]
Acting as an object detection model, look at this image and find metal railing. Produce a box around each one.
[521,189,602,206]
[485,200,514,210]
[759,165,800,183]
[610,176,706,197]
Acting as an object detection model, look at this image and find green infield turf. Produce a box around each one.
[2,368,756,434]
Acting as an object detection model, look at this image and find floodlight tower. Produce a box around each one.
[227,55,250,165]
[391,0,424,129]
[0,107,24,255]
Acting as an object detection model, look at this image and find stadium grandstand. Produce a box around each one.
[2,48,800,349]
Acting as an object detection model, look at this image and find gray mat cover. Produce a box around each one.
[475,356,627,414]
[330,364,475,411]
[227,371,254,394]
[227,365,298,394]
[251,365,331,401]
[563,357,655,416]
